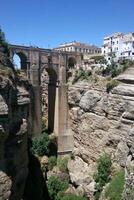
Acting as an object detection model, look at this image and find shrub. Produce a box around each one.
[31,132,50,156]
[48,156,57,170]
[90,55,107,64]
[47,176,69,200]
[0,28,9,56]
[72,68,92,84]
[42,117,47,130]
[105,169,125,200]
[102,63,121,78]
[106,80,119,93]
[94,153,112,200]
[59,194,87,200]
[111,67,122,78]
[57,157,69,172]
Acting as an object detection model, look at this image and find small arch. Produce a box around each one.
[13,52,27,70]
[68,57,76,68]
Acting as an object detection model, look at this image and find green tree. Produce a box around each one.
[31,132,50,156]
[0,27,9,56]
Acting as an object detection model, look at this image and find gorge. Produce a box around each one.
[0,34,134,200]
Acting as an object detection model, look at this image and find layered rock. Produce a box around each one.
[68,73,134,198]
[0,68,31,199]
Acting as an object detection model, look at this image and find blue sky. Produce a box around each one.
[0,0,134,48]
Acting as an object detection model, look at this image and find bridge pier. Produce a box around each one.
[57,83,74,155]
[57,66,74,155]
[30,66,42,136]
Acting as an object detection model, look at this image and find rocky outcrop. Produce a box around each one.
[68,73,134,199]
[0,71,31,200]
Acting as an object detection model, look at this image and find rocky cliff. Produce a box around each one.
[68,69,134,199]
[0,44,51,199]
[0,67,30,199]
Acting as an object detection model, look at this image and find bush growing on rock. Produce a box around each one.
[94,153,112,200]
[48,156,57,170]
[72,68,92,84]
[106,80,119,93]
[57,157,69,172]
[47,176,69,200]
[31,132,50,156]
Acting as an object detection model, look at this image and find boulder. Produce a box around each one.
[79,90,101,111]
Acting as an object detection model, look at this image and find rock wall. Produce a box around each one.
[0,69,32,199]
[68,74,134,199]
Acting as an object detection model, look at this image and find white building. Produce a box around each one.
[102,32,134,63]
[54,41,101,54]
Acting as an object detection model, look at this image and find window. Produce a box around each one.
[113,42,115,45]
[132,52,134,55]
[117,41,118,44]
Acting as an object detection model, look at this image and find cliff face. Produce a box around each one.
[0,69,31,199]
[68,70,134,199]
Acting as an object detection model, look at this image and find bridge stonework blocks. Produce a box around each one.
[9,44,82,155]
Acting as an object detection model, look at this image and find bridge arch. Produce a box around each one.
[12,51,28,70]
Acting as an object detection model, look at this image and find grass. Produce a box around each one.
[106,80,119,93]
[57,157,69,172]
[94,153,112,200]
[105,169,125,200]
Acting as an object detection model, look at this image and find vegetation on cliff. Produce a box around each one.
[0,27,9,56]
[47,176,69,200]
[94,154,112,200]
[72,68,92,84]
[105,169,125,200]
[31,131,50,156]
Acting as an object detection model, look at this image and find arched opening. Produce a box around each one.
[68,57,76,68]
[13,52,27,70]
[41,66,57,133]
[13,54,21,69]
[67,57,77,80]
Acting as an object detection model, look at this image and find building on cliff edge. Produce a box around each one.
[102,32,134,63]
[54,41,101,55]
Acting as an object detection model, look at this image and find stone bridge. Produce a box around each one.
[9,44,82,154]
